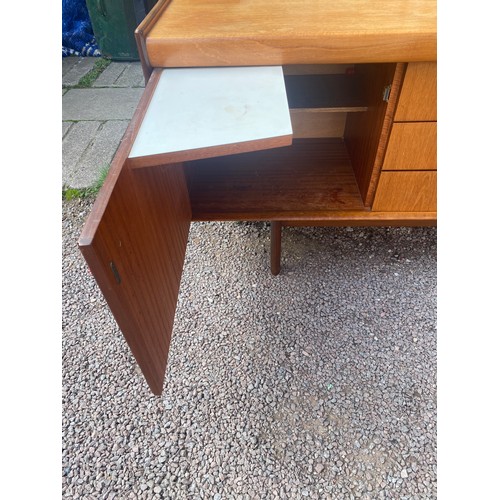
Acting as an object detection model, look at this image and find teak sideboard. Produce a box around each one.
[78,0,437,395]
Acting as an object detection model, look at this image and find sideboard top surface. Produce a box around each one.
[143,0,437,67]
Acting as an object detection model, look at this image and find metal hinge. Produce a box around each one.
[382,85,392,103]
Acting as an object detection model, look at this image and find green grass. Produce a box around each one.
[63,164,110,201]
[73,58,112,88]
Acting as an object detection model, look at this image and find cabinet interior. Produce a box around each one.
[185,63,397,221]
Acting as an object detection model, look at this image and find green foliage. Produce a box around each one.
[63,188,81,201]
[62,164,110,201]
[74,58,111,88]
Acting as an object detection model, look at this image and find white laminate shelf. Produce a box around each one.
[128,66,293,166]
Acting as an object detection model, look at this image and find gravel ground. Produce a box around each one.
[62,196,437,499]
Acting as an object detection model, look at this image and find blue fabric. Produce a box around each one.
[62,0,101,57]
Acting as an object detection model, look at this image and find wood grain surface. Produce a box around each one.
[283,212,436,226]
[290,110,346,139]
[382,122,437,170]
[394,62,437,121]
[372,171,437,212]
[79,163,191,395]
[185,139,365,220]
[144,0,437,67]
[135,0,172,81]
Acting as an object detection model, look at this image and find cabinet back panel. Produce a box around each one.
[290,110,346,138]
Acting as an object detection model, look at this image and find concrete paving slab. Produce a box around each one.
[62,57,97,87]
[62,88,144,121]
[62,121,73,139]
[65,120,129,189]
[62,57,77,76]
[93,62,127,87]
[93,62,145,88]
[62,121,101,187]
[115,62,145,87]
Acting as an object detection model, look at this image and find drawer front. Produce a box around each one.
[373,171,437,212]
[394,62,437,121]
[383,122,437,170]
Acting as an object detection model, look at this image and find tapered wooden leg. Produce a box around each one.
[271,221,282,275]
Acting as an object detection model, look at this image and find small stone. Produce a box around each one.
[315,463,325,474]
[401,468,408,478]
[153,486,162,494]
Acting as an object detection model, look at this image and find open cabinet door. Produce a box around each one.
[79,161,191,396]
[79,67,292,395]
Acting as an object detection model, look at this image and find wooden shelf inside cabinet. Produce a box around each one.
[284,74,368,139]
[284,74,368,113]
[185,138,366,221]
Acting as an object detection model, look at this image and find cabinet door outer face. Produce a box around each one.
[79,70,192,395]
[79,162,191,395]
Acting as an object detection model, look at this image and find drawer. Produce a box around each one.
[383,122,437,170]
[394,62,437,122]
[373,171,437,212]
